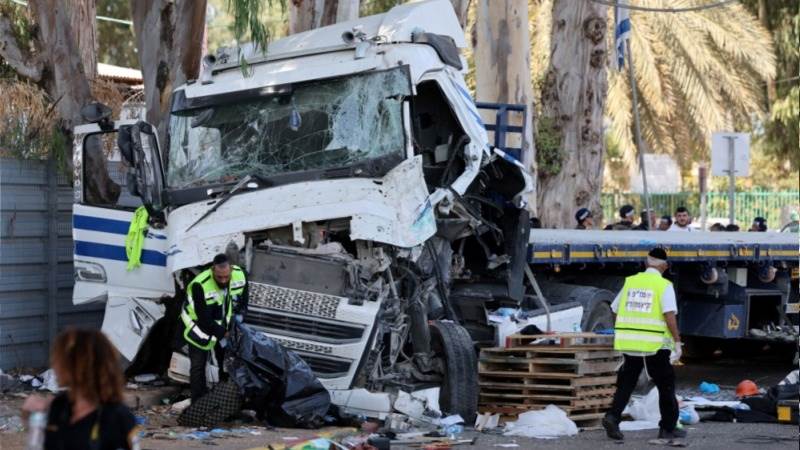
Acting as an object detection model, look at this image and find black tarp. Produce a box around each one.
[226,320,331,427]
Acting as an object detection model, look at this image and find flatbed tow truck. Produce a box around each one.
[70,0,798,422]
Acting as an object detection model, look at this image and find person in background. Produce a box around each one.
[749,217,767,232]
[605,204,636,230]
[657,215,672,231]
[726,224,740,232]
[602,248,684,442]
[22,329,140,450]
[635,209,656,230]
[781,211,799,233]
[530,217,542,229]
[575,208,594,230]
[667,207,692,231]
[709,223,726,232]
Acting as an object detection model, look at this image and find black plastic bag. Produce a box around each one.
[226,320,331,427]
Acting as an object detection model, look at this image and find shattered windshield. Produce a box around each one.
[167,67,410,189]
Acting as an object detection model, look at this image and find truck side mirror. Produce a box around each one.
[129,121,166,212]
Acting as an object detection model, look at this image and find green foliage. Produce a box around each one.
[361,0,406,17]
[96,0,138,67]
[534,115,563,176]
[741,0,799,171]
[0,3,35,80]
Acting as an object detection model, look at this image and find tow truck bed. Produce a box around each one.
[527,230,798,264]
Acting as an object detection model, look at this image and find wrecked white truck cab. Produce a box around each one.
[72,0,550,421]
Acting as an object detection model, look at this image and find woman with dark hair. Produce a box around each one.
[22,329,140,450]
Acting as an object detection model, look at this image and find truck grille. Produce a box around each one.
[247,308,365,343]
[293,352,352,379]
[249,282,340,319]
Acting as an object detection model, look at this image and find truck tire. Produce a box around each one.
[430,321,478,424]
[536,282,615,331]
[584,302,614,332]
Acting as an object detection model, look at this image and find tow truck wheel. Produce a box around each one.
[584,302,614,332]
[430,320,478,424]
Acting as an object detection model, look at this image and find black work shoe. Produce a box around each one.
[658,427,688,439]
[603,414,624,440]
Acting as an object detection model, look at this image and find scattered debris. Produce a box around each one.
[474,412,500,431]
[678,404,699,425]
[503,405,578,439]
[170,398,191,413]
[699,381,720,394]
[38,369,60,392]
[134,373,158,383]
[0,415,24,433]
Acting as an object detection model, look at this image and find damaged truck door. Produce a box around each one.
[72,117,173,362]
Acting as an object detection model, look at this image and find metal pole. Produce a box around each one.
[47,151,58,349]
[726,136,736,225]
[625,39,653,225]
[699,165,708,231]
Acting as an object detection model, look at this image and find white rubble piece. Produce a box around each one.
[489,306,584,346]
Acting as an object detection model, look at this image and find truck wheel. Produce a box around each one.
[584,302,614,332]
[430,321,478,423]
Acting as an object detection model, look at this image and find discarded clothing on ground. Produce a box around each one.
[227,321,331,428]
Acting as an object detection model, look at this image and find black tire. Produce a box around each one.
[430,321,478,424]
[584,302,614,332]
[178,380,242,427]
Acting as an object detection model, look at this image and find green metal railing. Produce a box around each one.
[601,191,800,229]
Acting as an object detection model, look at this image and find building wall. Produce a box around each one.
[0,158,104,370]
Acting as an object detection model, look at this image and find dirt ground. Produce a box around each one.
[1,350,796,450]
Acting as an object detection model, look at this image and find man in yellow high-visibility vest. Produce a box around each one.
[603,248,685,441]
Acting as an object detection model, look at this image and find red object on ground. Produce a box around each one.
[736,379,759,398]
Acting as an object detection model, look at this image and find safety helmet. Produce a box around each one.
[735,379,759,398]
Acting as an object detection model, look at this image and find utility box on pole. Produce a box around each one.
[711,132,750,225]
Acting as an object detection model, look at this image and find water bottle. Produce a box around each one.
[26,411,47,450]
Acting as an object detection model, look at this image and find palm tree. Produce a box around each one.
[532,0,776,191]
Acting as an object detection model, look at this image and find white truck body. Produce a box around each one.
[72,0,570,419]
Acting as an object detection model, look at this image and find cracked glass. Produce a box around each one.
[167,67,410,189]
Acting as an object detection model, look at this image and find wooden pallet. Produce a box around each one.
[505,332,614,349]
[478,333,620,425]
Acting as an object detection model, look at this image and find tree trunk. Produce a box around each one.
[68,0,97,79]
[474,0,537,212]
[293,0,359,33]
[289,0,322,34]
[449,0,471,29]
[321,0,359,26]
[536,0,607,228]
[130,0,207,138]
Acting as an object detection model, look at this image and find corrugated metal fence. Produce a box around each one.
[0,158,104,370]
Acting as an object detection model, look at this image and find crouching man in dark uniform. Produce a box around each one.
[180,253,249,401]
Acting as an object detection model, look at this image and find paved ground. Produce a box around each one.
[1,350,796,450]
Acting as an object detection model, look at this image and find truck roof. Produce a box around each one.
[214,0,465,71]
[528,229,799,264]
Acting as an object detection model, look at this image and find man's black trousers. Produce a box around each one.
[188,343,227,401]
[608,349,679,432]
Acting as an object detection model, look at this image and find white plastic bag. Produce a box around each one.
[503,405,578,439]
[625,387,661,422]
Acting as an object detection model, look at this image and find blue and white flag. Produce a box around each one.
[615,0,632,71]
